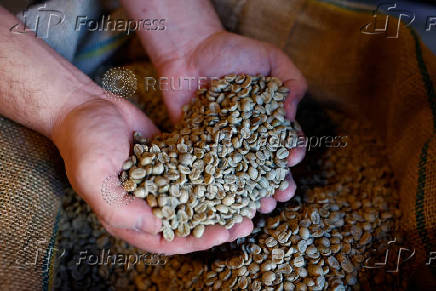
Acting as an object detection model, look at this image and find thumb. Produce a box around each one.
[163,86,199,124]
[269,47,307,121]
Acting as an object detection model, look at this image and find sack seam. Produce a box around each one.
[43,209,61,291]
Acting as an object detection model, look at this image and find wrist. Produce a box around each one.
[0,7,108,141]
[121,0,224,67]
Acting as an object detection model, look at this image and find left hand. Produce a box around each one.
[156,30,307,214]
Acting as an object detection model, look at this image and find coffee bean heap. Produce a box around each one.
[120,75,298,240]
[133,113,403,290]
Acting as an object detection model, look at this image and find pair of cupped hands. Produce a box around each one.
[52,31,307,255]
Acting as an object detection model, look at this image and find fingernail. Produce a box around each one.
[136,215,162,234]
[294,119,302,131]
[285,98,298,121]
[288,147,306,167]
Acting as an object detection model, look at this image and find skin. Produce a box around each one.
[0,1,306,255]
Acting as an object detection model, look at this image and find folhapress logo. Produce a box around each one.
[361,2,436,38]
[10,4,65,39]
[361,3,415,38]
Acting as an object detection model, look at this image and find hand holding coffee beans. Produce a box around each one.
[120,75,299,241]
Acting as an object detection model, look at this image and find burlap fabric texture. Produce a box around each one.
[0,117,65,290]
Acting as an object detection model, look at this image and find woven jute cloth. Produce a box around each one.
[0,0,435,289]
[0,117,65,290]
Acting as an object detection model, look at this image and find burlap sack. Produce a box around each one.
[0,0,434,289]
[0,116,65,290]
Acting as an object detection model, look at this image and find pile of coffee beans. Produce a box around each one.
[120,75,298,240]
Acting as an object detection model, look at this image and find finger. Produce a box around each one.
[160,72,200,124]
[288,128,306,167]
[268,47,307,121]
[248,208,256,219]
[156,225,230,255]
[274,174,297,202]
[104,223,231,255]
[164,90,192,124]
[283,80,306,121]
[101,224,162,253]
[110,98,160,137]
[259,197,277,214]
[288,146,306,167]
[228,218,254,241]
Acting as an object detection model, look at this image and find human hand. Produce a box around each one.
[155,30,307,214]
[51,96,252,255]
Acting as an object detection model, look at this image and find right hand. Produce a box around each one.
[51,96,252,255]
